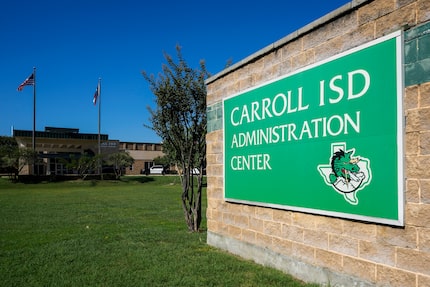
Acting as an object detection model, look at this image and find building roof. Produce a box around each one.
[13,127,109,141]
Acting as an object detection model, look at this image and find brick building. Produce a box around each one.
[13,127,163,176]
[118,141,164,175]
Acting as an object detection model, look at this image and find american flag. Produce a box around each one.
[17,73,35,91]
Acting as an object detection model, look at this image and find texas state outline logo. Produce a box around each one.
[317,142,372,205]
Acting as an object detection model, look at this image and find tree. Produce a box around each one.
[106,151,134,179]
[153,155,171,167]
[0,136,19,179]
[142,45,209,232]
[17,148,39,176]
[64,153,100,180]
[0,136,40,180]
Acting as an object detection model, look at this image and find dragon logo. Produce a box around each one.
[317,142,372,205]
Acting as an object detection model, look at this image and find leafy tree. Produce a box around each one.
[0,136,19,179]
[153,155,172,169]
[65,153,100,180]
[142,45,209,232]
[106,151,134,179]
[17,148,39,175]
[0,136,41,180]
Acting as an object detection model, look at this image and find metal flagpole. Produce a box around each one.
[33,67,37,175]
[98,78,102,180]
[17,68,37,175]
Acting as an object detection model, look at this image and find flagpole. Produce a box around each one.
[33,67,37,175]
[17,69,37,175]
[98,78,102,179]
[32,67,36,151]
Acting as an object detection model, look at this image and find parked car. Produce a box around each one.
[149,165,165,175]
[180,168,205,175]
[192,168,200,175]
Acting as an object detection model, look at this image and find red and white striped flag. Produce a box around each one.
[17,73,35,91]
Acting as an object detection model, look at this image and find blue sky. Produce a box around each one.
[0,0,350,143]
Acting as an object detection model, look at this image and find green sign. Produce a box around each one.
[223,31,404,226]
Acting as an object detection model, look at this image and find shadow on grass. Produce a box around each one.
[10,174,157,185]
[16,175,82,184]
[120,176,155,184]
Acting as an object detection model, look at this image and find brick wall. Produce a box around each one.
[206,1,430,286]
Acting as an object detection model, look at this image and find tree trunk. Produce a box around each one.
[181,170,203,232]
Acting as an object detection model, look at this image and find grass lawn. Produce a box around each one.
[0,176,318,287]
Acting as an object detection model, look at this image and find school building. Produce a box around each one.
[13,127,164,176]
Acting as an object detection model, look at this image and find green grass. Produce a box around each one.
[0,176,318,287]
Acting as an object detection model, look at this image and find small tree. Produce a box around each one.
[65,153,100,180]
[142,45,209,232]
[106,151,134,179]
[153,155,171,167]
[0,137,20,179]
[0,137,43,180]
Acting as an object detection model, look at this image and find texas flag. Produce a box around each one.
[93,84,99,105]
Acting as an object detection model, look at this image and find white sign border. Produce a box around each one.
[222,30,405,227]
